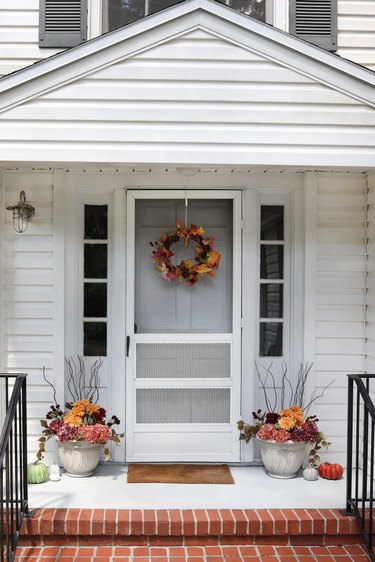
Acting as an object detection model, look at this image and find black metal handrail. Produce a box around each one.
[0,374,28,562]
[345,374,375,562]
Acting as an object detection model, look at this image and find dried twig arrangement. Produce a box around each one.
[255,361,334,414]
[65,356,103,403]
[42,365,57,404]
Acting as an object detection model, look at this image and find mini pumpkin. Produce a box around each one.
[303,466,318,481]
[318,462,344,480]
[27,461,48,484]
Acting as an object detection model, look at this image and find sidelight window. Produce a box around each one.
[83,204,108,356]
[259,205,284,357]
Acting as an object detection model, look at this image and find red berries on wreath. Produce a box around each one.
[150,221,221,287]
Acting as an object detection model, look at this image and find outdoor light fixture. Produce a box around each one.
[7,190,35,233]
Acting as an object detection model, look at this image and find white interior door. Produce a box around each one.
[125,190,242,462]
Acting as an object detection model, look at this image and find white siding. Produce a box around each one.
[3,171,57,463]
[0,0,60,78]
[0,30,374,167]
[337,0,375,71]
[315,172,366,466]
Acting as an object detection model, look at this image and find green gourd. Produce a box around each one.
[27,461,48,484]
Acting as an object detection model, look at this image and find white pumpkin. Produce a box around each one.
[48,463,61,481]
[303,467,318,481]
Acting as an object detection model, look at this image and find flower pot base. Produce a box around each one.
[256,437,306,479]
[63,467,96,478]
[57,441,101,478]
[264,468,301,479]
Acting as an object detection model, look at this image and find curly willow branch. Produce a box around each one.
[41,366,57,405]
[65,356,102,403]
[255,361,334,413]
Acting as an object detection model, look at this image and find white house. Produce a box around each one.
[0,0,374,466]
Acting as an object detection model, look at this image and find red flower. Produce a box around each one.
[265,412,279,425]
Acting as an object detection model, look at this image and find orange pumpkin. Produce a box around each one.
[318,463,344,480]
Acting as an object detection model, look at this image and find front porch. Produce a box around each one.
[29,464,345,511]
[21,465,367,558]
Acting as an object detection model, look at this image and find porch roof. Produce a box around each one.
[1,0,374,111]
[0,0,374,168]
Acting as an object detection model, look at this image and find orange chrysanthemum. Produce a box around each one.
[64,412,84,427]
[63,400,100,427]
[277,416,296,430]
[278,405,303,430]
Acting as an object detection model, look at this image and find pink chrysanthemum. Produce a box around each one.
[257,423,290,443]
[78,424,111,444]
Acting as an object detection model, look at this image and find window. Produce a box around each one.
[39,0,88,48]
[259,205,284,357]
[103,0,272,32]
[289,0,337,51]
[83,205,108,356]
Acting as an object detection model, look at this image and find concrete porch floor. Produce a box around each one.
[28,464,347,510]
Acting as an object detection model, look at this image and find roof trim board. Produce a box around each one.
[0,0,374,114]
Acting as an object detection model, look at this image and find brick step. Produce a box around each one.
[20,508,363,548]
[15,544,372,562]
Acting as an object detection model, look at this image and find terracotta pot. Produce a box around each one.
[57,441,101,478]
[256,437,306,479]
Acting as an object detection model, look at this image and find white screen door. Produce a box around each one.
[126,190,242,462]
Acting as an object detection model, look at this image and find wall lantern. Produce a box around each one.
[7,191,35,233]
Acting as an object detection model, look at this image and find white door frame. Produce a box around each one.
[125,189,242,462]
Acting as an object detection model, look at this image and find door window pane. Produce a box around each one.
[84,323,107,356]
[261,206,284,241]
[84,283,107,318]
[260,245,283,279]
[85,205,108,240]
[260,284,283,318]
[259,322,283,357]
[135,199,233,334]
[84,245,108,278]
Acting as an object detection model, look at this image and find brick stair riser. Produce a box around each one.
[19,508,368,548]
[19,533,367,547]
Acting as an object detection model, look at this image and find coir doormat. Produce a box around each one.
[127,464,234,484]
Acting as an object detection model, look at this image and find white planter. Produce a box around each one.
[57,441,101,478]
[256,437,306,479]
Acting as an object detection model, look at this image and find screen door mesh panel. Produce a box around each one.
[136,343,231,379]
[136,388,231,423]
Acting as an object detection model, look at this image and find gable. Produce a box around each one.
[0,1,374,167]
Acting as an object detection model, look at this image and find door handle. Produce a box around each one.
[126,336,130,357]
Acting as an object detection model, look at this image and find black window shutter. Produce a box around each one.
[39,0,88,48]
[289,0,337,52]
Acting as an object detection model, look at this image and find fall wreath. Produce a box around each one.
[150,221,221,286]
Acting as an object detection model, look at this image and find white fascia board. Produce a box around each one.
[0,145,374,168]
[0,0,374,113]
